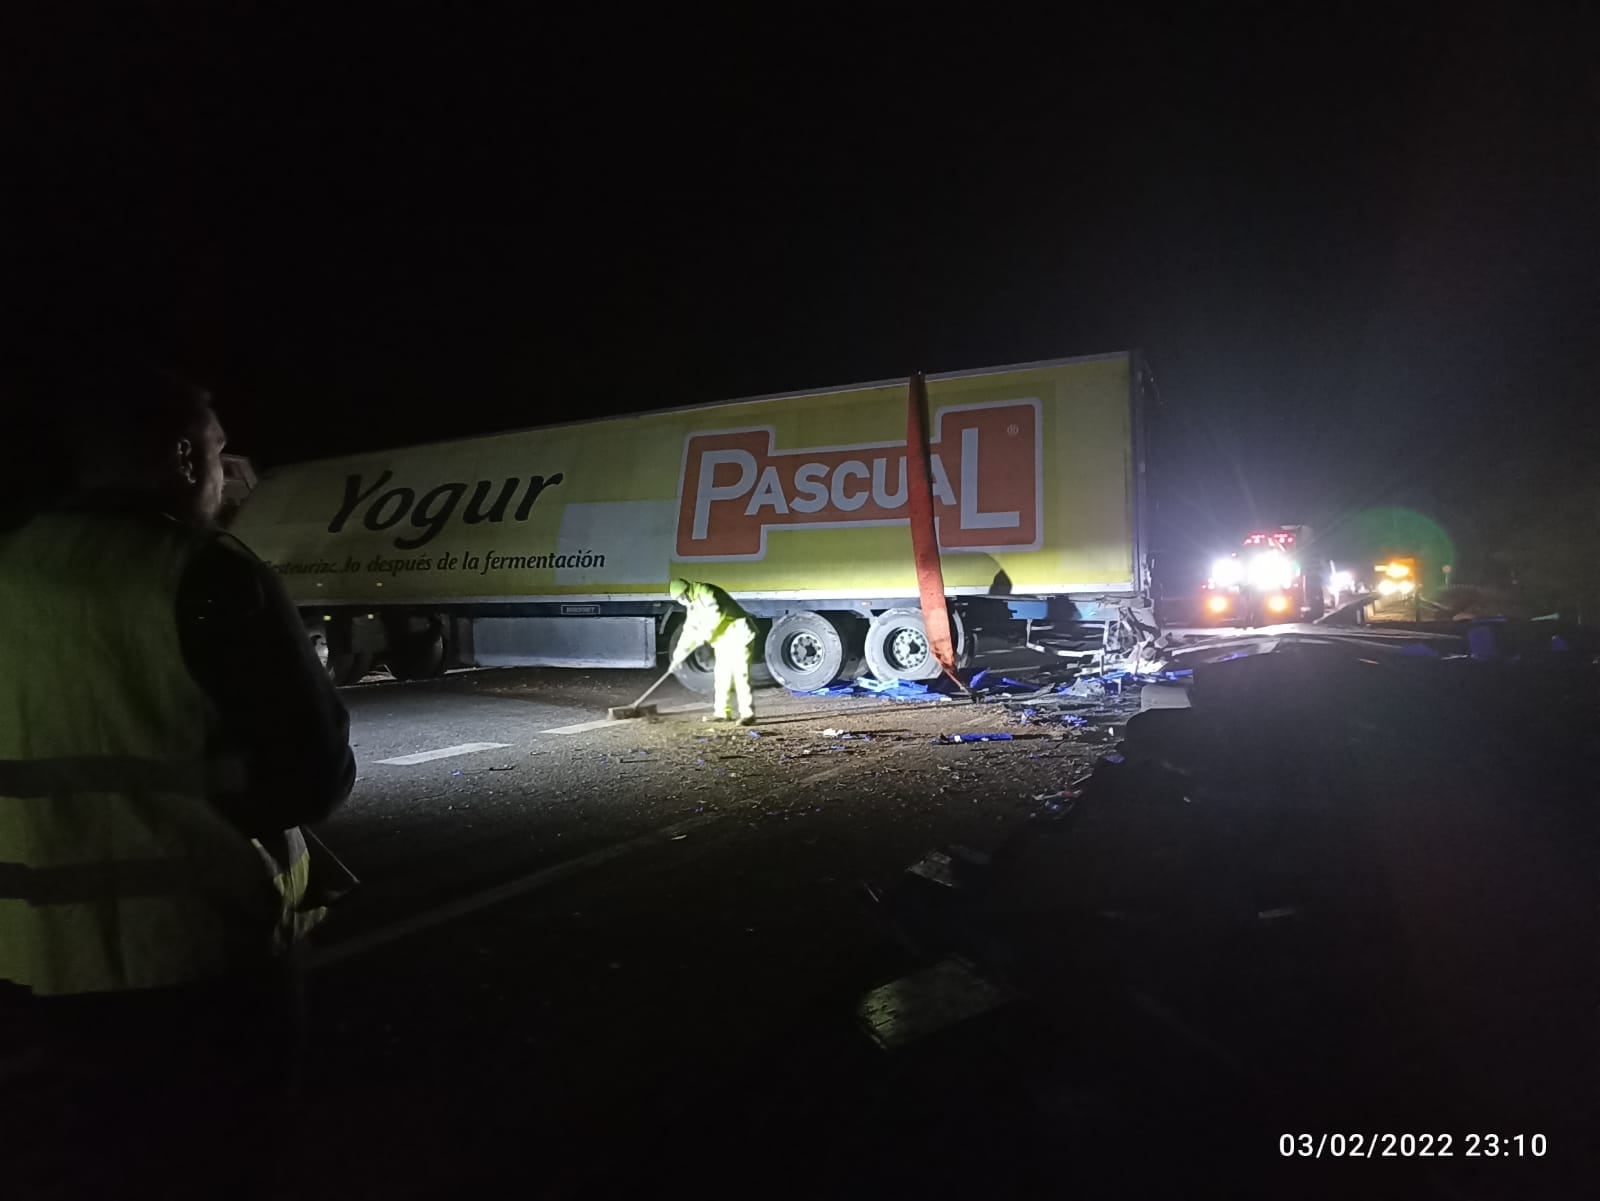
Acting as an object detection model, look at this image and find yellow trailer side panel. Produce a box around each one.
[230,355,1138,603]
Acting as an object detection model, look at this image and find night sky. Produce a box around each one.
[6,4,1597,589]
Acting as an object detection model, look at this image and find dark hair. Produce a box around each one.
[0,361,213,526]
[67,362,215,484]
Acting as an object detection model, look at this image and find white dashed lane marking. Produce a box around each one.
[375,742,512,766]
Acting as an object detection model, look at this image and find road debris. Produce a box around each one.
[794,676,951,702]
[857,957,1018,1051]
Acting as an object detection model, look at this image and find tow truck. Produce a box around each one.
[1374,556,1419,599]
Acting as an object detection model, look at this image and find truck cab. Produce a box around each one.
[1200,526,1324,626]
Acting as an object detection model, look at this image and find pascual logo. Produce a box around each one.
[676,400,1041,559]
[328,471,565,549]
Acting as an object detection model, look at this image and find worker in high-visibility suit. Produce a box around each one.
[0,365,355,1200]
[668,577,760,725]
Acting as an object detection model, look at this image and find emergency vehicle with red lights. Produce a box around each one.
[1199,527,1326,626]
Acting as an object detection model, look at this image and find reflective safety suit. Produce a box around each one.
[670,580,758,721]
[0,508,339,995]
[1,493,355,1201]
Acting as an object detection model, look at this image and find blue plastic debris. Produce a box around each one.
[1104,752,1125,764]
[1064,715,1088,727]
[795,677,943,702]
[969,668,991,688]
[797,683,854,697]
[1000,677,1035,690]
[855,676,939,701]
[1468,624,1499,661]
[747,728,762,738]
[934,732,1014,744]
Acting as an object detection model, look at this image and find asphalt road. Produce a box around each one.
[250,641,1600,1201]
[298,665,1117,1199]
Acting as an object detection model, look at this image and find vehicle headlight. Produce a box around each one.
[1377,579,1397,596]
[1266,594,1291,614]
[1210,557,1243,587]
[1206,594,1231,614]
[1247,550,1293,591]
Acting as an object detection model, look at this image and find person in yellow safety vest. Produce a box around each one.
[0,363,356,1200]
[668,577,760,726]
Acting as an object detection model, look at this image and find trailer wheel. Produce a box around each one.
[667,623,717,696]
[669,619,775,697]
[387,625,447,681]
[764,612,847,692]
[863,607,968,682]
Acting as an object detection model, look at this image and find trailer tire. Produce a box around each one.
[669,619,775,697]
[863,607,968,682]
[667,623,716,696]
[764,612,847,692]
[388,626,447,681]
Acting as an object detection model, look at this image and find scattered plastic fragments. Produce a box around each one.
[796,676,945,702]
[1032,793,1076,821]
[933,732,1014,744]
[855,676,929,695]
[795,683,856,697]
[746,729,762,738]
